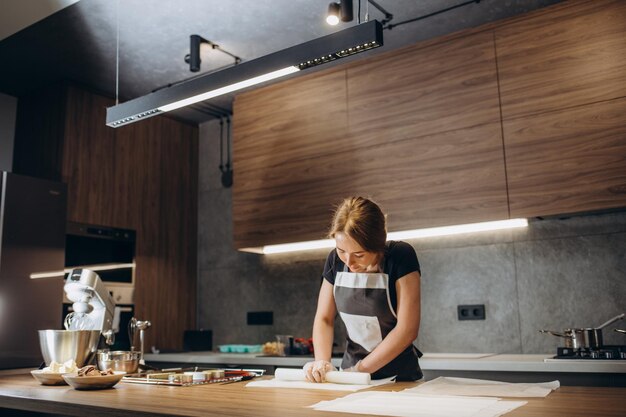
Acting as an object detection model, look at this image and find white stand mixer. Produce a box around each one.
[63,269,116,346]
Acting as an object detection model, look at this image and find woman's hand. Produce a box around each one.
[303,360,336,383]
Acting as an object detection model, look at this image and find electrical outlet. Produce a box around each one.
[457,304,486,321]
[247,311,273,325]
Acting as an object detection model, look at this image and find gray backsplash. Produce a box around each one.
[197,120,626,354]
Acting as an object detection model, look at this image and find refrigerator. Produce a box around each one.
[0,171,67,369]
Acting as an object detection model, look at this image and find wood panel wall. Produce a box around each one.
[14,84,198,351]
[63,85,198,350]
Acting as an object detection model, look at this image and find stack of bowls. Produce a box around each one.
[97,350,140,373]
[38,330,100,367]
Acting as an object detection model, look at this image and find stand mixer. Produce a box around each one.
[63,268,116,346]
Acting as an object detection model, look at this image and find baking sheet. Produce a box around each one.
[123,368,264,387]
[405,377,559,398]
[311,391,527,417]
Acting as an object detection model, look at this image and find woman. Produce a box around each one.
[304,196,423,383]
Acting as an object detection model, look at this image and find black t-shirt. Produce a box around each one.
[323,240,421,311]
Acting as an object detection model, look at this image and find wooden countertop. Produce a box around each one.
[144,351,626,374]
[0,372,625,417]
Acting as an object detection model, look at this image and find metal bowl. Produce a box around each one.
[97,350,140,373]
[38,330,100,367]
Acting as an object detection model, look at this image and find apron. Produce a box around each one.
[334,264,423,381]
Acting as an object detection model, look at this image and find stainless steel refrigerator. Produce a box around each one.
[0,171,67,369]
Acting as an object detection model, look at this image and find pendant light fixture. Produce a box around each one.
[106,20,383,128]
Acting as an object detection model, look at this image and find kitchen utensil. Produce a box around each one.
[540,313,625,349]
[38,330,100,367]
[585,313,625,349]
[97,350,140,373]
[539,329,586,349]
[63,269,116,346]
[596,313,625,329]
[62,371,125,390]
[127,317,151,364]
[30,370,69,386]
[274,368,371,385]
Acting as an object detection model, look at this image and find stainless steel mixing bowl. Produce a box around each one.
[38,330,100,367]
[97,350,140,373]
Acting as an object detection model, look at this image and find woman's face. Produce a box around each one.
[334,232,379,273]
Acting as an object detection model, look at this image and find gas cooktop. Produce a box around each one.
[551,346,626,360]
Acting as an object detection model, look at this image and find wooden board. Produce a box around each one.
[504,97,626,218]
[495,0,626,120]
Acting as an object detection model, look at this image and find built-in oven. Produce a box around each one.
[63,222,136,350]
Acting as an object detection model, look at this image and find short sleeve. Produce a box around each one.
[389,241,420,279]
[322,249,338,284]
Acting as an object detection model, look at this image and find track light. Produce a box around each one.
[106,20,383,127]
[327,0,354,25]
[326,3,340,25]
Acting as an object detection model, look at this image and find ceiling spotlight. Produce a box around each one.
[326,0,353,25]
[326,3,340,25]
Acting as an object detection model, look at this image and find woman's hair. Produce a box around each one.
[328,196,387,254]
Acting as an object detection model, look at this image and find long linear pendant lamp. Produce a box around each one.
[106,20,383,127]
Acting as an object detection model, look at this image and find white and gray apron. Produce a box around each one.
[334,265,422,381]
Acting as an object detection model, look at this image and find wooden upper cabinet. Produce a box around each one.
[347,31,502,135]
[499,0,626,218]
[495,0,626,120]
[345,31,509,231]
[232,31,509,249]
[504,97,626,218]
[232,69,350,248]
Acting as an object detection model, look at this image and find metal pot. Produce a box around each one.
[540,313,625,349]
[539,328,587,349]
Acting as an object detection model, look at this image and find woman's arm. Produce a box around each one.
[357,271,421,374]
[312,280,337,361]
[305,280,338,382]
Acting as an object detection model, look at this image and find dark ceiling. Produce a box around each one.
[0,0,563,124]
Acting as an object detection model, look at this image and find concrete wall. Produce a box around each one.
[198,119,626,354]
[0,92,17,172]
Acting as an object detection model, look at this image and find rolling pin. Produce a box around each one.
[274,368,371,385]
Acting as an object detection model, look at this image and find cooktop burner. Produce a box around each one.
[554,346,626,360]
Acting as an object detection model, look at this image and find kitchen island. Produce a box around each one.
[0,369,625,417]
[144,352,626,386]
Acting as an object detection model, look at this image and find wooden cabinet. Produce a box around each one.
[504,97,626,218]
[346,31,508,232]
[347,31,501,136]
[233,32,509,249]
[14,84,198,350]
[495,0,626,120]
[497,0,626,217]
[232,69,350,248]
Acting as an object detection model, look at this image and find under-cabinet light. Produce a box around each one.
[29,263,135,279]
[106,20,383,127]
[242,218,529,254]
